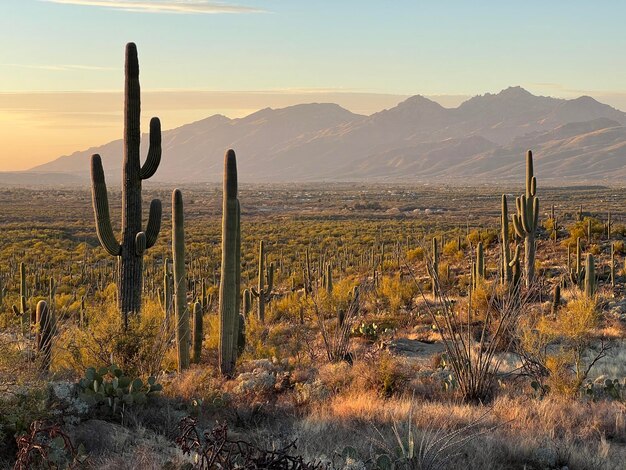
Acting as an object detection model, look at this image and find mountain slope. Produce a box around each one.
[31,87,626,183]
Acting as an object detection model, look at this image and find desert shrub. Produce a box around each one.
[467,229,497,248]
[353,352,410,398]
[379,274,416,312]
[14,420,86,470]
[443,239,462,257]
[406,247,424,261]
[518,293,608,396]
[0,385,50,464]
[54,299,172,377]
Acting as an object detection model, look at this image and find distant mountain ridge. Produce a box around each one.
[28,87,626,183]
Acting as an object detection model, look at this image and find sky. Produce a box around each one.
[2,0,626,170]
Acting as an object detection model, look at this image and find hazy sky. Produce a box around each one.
[2,0,626,170]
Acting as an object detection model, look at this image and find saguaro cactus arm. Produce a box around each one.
[144,198,162,248]
[139,117,162,179]
[90,154,121,256]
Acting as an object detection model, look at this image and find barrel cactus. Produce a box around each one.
[90,43,162,327]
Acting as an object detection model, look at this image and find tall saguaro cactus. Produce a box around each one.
[172,189,189,372]
[219,150,241,376]
[512,150,539,287]
[90,43,162,327]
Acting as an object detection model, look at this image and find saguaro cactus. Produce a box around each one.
[251,240,274,323]
[324,263,333,295]
[551,284,561,316]
[611,242,616,288]
[192,301,203,364]
[512,150,539,286]
[219,150,240,376]
[501,195,513,285]
[12,262,28,328]
[90,43,162,327]
[172,189,189,372]
[431,237,439,296]
[570,237,583,287]
[35,300,54,372]
[472,241,485,291]
[161,258,173,325]
[584,253,596,298]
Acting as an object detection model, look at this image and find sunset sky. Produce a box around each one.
[2,0,626,170]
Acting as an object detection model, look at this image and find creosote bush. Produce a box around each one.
[55,299,172,377]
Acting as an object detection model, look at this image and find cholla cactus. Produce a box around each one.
[512,150,539,287]
[90,43,162,326]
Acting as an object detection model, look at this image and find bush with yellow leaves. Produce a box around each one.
[379,273,417,312]
[54,298,172,377]
[518,292,607,396]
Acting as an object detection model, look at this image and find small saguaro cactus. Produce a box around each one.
[251,240,274,323]
[472,241,485,291]
[242,288,252,316]
[501,195,513,286]
[584,253,596,298]
[551,284,561,316]
[161,258,173,325]
[512,150,539,287]
[192,301,203,364]
[611,242,616,288]
[35,300,54,372]
[431,237,439,297]
[219,149,241,377]
[324,262,333,295]
[172,189,189,372]
[12,262,29,329]
[570,237,583,287]
[606,211,612,240]
[90,43,162,327]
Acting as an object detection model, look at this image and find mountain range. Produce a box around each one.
[22,86,626,184]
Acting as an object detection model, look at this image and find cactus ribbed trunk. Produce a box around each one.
[36,300,54,372]
[219,150,240,376]
[172,189,189,372]
[501,195,512,285]
[192,301,203,364]
[120,46,142,320]
[257,241,266,321]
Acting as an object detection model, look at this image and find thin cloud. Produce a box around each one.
[2,63,117,72]
[41,0,266,14]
